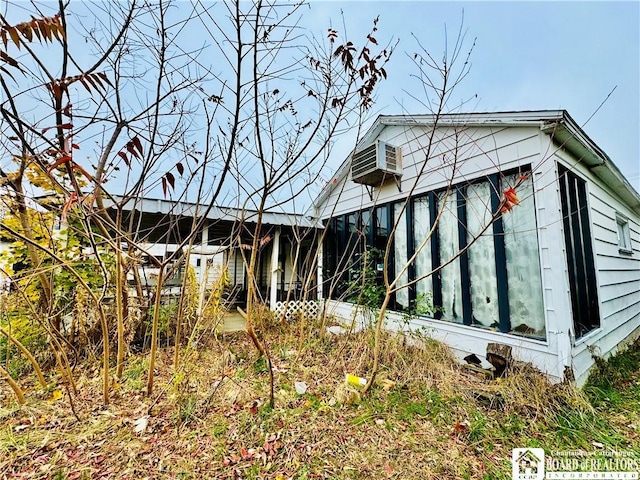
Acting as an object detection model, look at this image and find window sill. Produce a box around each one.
[618,248,633,256]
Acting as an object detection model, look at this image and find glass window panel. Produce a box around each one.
[334,216,349,296]
[374,206,388,250]
[438,192,463,323]
[323,219,336,298]
[347,212,361,285]
[466,181,500,328]
[393,203,409,310]
[361,209,371,245]
[413,197,433,307]
[502,175,545,337]
[616,215,631,252]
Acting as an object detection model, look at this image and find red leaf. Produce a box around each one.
[126,142,140,159]
[71,143,80,150]
[62,103,72,117]
[8,27,20,49]
[452,420,469,434]
[384,462,392,477]
[161,177,167,197]
[41,123,72,134]
[19,24,33,42]
[367,34,378,45]
[47,155,72,172]
[501,201,513,214]
[96,72,113,88]
[0,50,19,68]
[29,19,41,41]
[61,192,78,223]
[50,21,62,42]
[176,162,184,176]
[132,136,143,156]
[79,75,93,93]
[87,72,104,90]
[72,164,93,181]
[503,187,520,206]
[165,172,175,190]
[50,82,62,101]
[117,151,129,167]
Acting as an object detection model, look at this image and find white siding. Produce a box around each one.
[317,119,640,385]
[317,125,542,219]
[323,299,561,382]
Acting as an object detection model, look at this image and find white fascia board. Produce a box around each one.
[541,113,640,214]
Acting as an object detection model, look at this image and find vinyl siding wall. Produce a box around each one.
[317,125,542,219]
[317,123,640,384]
[318,124,568,379]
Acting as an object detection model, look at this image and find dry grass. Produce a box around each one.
[1,325,638,479]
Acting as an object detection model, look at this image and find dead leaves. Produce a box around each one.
[47,72,113,102]
[1,14,65,50]
[451,419,470,437]
[223,432,284,468]
[0,50,22,80]
[162,172,175,197]
[501,186,521,214]
[115,136,144,167]
[1,15,111,97]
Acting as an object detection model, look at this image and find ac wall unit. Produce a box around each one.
[351,140,402,186]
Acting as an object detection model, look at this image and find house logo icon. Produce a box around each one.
[512,448,545,480]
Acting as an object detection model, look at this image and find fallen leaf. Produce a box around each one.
[452,420,470,435]
[295,381,308,395]
[46,390,63,403]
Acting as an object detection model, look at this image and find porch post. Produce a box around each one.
[198,219,209,315]
[317,242,323,300]
[269,227,281,310]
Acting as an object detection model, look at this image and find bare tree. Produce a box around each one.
[0,0,396,406]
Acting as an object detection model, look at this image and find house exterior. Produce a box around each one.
[311,110,640,385]
[102,196,319,311]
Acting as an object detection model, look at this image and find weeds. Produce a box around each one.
[1,326,639,478]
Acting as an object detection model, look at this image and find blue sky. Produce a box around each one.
[305,1,640,189]
[2,1,637,201]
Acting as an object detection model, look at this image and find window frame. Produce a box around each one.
[616,213,633,255]
[322,165,546,340]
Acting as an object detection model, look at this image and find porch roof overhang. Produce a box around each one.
[105,195,320,229]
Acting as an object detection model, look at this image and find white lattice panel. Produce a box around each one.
[274,300,320,322]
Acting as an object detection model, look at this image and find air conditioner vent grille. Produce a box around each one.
[351,140,402,186]
[351,143,378,179]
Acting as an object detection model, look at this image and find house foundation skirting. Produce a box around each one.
[323,299,562,382]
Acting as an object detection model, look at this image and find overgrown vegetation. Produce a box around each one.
[1,2,637,478]
[1,327,638,479]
